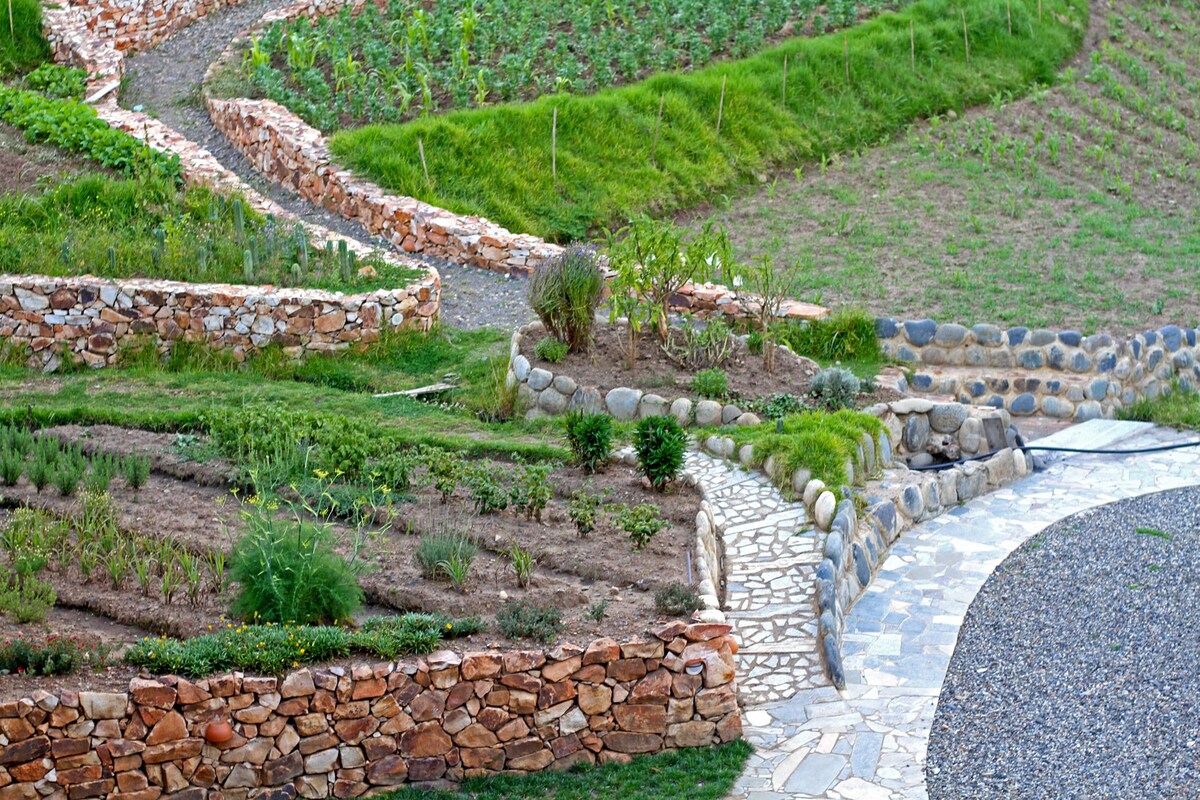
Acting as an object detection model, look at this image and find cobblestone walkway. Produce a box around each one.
[725,423,1200,800]
[683,453,823,706]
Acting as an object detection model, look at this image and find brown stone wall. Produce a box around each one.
[0,627,741,798]
[0,274,438,369]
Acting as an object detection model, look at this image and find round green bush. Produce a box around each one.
[633,416,686,491]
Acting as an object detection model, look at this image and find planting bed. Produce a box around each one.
[0,424,703,683]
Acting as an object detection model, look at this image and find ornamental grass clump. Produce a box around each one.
[527,244,605,351]
[633,415,686,491]
[229,505,364,625]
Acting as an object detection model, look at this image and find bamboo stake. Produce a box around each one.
[961,10,970,64]
[844,34,850,83]
[551,106,558,182]
[716,75,727,137]
[1006,0,1012,34]
[8,0,13,40]
[651,93,664,164]
[1038,0,1043,19]
[910,19,915,70]
[417,137,430,187]
[782,54,788,106]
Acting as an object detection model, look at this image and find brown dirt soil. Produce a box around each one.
[0,427,702,673]
[0,608,144,700]
[527,324,820,401]
[0,123,117,194]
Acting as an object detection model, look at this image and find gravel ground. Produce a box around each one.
[927,486,1200,800]
[118,0,529,330]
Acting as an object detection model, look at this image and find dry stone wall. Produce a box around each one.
[0,274,437,369]
[0,629,741,799]
[877,318,1200,419]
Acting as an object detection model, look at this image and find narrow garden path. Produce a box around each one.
[724,421,1200,800]
[118,2,531,330]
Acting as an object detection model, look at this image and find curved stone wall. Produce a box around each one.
[0,629,741,798]
[0,274,437,369]
[877,318,1200,418]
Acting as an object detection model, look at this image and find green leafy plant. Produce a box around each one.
[527,244,605,350]
[0,635,97,677]
[568,490,603,538]
[664,316,735,371]
[779,308,883,364]
[533,336,570,364]
[122,451,152,490]
[614,502,668,551]
[809,367,862,412]
[654,582,703,616]
[565,412,611,473]
[230,505,365,624]
[751,392,808,420]
[24,64,87,99]
[586,599,609,622]
[507,543,535,588]
[0,448,23,486]
[690,368,729,400]
[512,462,552,522]
[495,600,563,643]
[415,532,478,581]
[52,445,88,496]
[633,416,686,491]
[463,463,510,515]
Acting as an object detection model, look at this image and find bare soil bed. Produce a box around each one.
[526,324,820,401]
[0,123,114,194]
[0,424,703,698]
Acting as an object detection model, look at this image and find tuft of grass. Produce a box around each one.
[778,308,883,365]
[1134,527,1172,541]
[330,0,1086,241]
[380,741,752,800]
[1121,386,1200,431]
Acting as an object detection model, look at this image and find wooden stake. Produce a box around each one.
[651,93,664,164]
[782,54,788,106]
[961,10,970,64]
[8,0,13,40]
[417,137,430,187]
[716,75,727,137]
[909,19,915,70]
[1006,0,1012,34]
[1038,0,1043,19]
[551,106,558,182]
[844,34,850,83]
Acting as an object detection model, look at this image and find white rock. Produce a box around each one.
[813,491,837,531]
[802,479,826,508]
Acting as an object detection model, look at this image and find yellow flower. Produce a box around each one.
[298,648,305,655]
[149,652,156,659]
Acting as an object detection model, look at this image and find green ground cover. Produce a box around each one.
[382,741,752,800]
[327,0,1085,241]
[702,0,1200,333]
[1122,386,1200,429]
[241,0,901,130]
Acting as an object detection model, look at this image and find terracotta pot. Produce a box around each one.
[204,720,233,744]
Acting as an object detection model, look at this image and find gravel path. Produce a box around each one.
[118,0,531,330]
[927,487,1200,800]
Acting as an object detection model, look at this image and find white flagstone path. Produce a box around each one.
[695,422,1200,800]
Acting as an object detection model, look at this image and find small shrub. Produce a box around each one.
[752,392,808,420]
[655,583,703,617]
[0,576,56,624]
[633,416,686,491]
[507,544,535,588]
[425,450,463,502]
[690,368,729,400]
[25,438,57,493]
[463,464,509,515]
[230,510,363,624]
[0,635,92,677]
[614,503,668,551]
[512,463,552,522]
[122,451,152,490]
[746,329,764,355]
[565,412,612,473]
[415,533,478,581]
[495,600,563,643]
[568,491,603,538]
[527,244,605,350]
[0,448,22,486]
[809,367,862,412]
[586,600,609,622]
[84,453,118,493]
[52,446,87,496]
[534,336,570,364]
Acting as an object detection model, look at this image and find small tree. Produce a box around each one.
[735,255,805,374]
[607,217,733,345]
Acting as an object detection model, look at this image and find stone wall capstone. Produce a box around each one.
[0,274,437,369]
[0,630,741,798]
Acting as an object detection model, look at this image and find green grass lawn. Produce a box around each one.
[383,741,752,800]
[1121,387,1200,430]
[328,0,1085,241]
[700,0,1200,334]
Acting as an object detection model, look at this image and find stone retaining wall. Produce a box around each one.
[0,630,741,799]
[700,407,1032,688]
[876,397,1014,465]
[877,318,1200,419]
[0,274,437,369]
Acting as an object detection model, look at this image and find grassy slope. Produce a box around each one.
[704,0,1200,334]
[331,0,1086,241]
[0,328,568,461]
[0,0,49,77]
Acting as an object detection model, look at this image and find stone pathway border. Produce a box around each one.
[729,422,1200,800]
